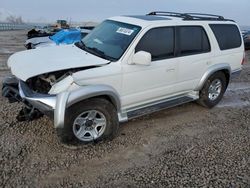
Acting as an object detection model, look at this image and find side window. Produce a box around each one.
[209,24,242,50]
[135,27,174,61]
[178,26,210,56]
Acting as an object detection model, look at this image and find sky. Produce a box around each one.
[1,0,250,26]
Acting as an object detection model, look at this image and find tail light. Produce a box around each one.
[241,52,246,65]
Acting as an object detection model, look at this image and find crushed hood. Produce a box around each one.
[7,44,110,81]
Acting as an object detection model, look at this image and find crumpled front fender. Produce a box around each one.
[54,84,122,129]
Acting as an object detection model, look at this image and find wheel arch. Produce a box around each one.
[219,69,230,87]
[195,63,231,91]
[54,85,121,129]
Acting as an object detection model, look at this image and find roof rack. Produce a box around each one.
[147,11,233,21]
[147,11,191,19]
[183,13,224,20]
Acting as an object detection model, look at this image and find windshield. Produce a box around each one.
[76,20,141,61]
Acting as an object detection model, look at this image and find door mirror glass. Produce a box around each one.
[132,51,151,66]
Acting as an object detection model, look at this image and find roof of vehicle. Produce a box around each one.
[109,15,180,28]
[109,12,236,28]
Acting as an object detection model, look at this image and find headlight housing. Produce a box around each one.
[49,75,79,94]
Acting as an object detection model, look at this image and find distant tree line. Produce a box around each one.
[6,15,23,24]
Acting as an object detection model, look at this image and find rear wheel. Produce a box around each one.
[57,98,119,144]
[197,71,227,108]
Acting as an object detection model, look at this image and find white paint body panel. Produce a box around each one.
[7,45,109,81]
[121,58,178,108]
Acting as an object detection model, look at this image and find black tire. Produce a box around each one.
[56,98,119,144]
[197,71,227,108]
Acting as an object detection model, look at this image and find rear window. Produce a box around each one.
[209,24,242,50]
[178,26,210,56]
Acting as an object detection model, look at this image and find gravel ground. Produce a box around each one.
[0,30,249,187]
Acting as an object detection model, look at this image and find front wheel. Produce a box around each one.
[197,71,227,108]
[57,98,119,144]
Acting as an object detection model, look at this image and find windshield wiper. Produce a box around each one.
[75,41,86,50]
[85,46,116,61]
[87,47,113,60]
[75,41,116,61]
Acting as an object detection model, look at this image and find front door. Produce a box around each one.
[121,27,179,109]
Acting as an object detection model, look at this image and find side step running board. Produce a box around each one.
[127,96,195,120]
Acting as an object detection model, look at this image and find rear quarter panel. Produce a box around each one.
[207,22,244,72]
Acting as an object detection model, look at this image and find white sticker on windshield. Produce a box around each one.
[116,27,134,35]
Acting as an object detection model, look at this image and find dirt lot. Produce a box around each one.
[0,30,249,187]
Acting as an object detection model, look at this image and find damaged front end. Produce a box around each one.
[2,66,100,123]
[2,75,56,122]
[3,41,112,124]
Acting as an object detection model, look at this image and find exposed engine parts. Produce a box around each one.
[26,70,72,94]
[26,67,92,94]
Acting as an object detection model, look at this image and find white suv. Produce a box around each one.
[2,12,245,144]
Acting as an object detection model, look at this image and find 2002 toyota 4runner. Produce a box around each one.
[2,12,245,144]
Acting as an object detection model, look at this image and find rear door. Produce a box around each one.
[175,26,212,91]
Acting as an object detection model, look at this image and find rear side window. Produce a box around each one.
[178,26,210,56]
[209,24,242,50]
[135,27,174,61]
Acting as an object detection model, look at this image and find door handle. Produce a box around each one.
[166,68,175,72]
[206,61,212,65]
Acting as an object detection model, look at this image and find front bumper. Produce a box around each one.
[2,76,56,119]
[18,81,56,118]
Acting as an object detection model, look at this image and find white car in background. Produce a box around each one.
[25,28,93,49]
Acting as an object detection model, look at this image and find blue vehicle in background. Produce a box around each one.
[50,29,82,45]
[25,28,92,49]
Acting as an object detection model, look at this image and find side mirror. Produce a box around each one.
[132,51,151,66]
